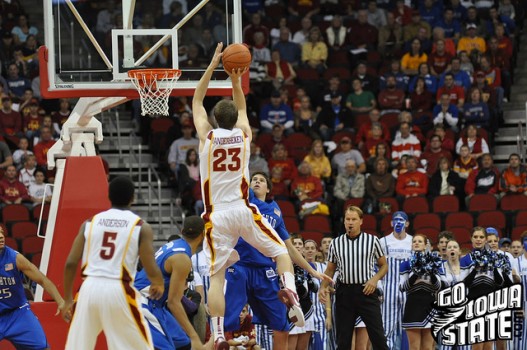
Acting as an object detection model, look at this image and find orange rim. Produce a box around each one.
[127,68,182,87]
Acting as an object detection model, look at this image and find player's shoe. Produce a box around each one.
[214,337,229,350]
[278,288,305,327]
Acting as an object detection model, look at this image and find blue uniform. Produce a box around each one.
[0,246,49,349]
[224,189,290,334]
[135,240,191,350]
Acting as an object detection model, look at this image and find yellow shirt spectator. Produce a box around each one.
[457,25,486,53]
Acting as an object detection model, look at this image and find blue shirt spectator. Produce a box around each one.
[438,58,472,92]
[409,74,438,94]
[5,63,31,99]
[259,91,295,133]
[272,28,301,66]
[419,0,442,27]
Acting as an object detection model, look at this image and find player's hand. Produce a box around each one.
[325,315,332,331]
[362,279,377,295]
[318,285,329,304]
[227,67,249,80]
[149,283,164,300]
[312,270,333,285]
[60,299,74,323]
[209,43,223,69]
[190,335,205,350]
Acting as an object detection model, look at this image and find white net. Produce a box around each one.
[128,69,181,117]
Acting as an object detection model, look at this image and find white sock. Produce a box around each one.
[211,316,225,340]
[281,271,297,292]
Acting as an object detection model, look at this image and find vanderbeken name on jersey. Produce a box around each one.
[213,136,243,145]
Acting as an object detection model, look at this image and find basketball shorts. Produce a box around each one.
[203,200,287,274]
[0,303,49,349]
[65,277,154,350]
[141,297,190,350]
[224,264,288,332]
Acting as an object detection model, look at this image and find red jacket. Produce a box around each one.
[34,140,56,166]
[0,178,30,203]
[290,175,324,200]
[269,158,298,182]
[465,167,500,195]
[396,170,429,196]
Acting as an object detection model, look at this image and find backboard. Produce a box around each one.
[40,0,248,99]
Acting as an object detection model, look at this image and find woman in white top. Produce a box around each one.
[28,169,52,207]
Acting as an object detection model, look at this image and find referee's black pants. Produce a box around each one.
[335,283,388,350]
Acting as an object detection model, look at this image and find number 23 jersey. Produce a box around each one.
[81,208,143,282]
[199,128,251,206]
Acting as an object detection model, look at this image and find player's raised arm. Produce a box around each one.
[228,67,251,139]
[138,223,164,300]
[193,43,223,144]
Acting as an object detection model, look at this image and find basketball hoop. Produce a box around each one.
[128,68,182,117]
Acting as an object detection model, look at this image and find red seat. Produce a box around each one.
[10,221,38,240]
[362,214,377,232]
[283,216,300,233]
[500,194,527,211]
[21,236,44,256]
[296,67,320,82]
[353,113,371,129]
[432,195,460,213]
[468,194,498,211]
[476,210,506,231]
[380,215,392,233]
[285,133,313,163]
[323,67,351,81]
[403,196,429,214]
[275,200,297,217]
[2,204,30,223]
[511,225,527,241]
[445,212,474,230]
[327,50,350,67]
[4,236,18,250]
[344,198,364,210]
[418,227,440,245]
[301,231,324,246]
[413,213,441,231]
[32,203,50,221]
[515,210,527,226]
[380,112,400,130]
[378,197,399,213]
[450,227,472,244]
[303,215,331,233]
[31,252,42,267]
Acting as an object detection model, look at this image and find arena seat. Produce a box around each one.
[303,215,331,233]
[301,231,324,246]
[10,221,38,241]
[467,194,498,211]
[21,236,44,256]
[476,210,506,232]
[402,196,429,215]
[515,210,527,226]
[432,195,459,213]
[417,227,440,245]
[500,194,527,211]
[2,204,31,224]
[511,226,527,241]
[32,203,51,221]
[283,216,301,233]
[445,212,474,230]
[362,214,377,232]
[450,227,472,244]
[275,200,297,217]
[4,236,18,250]
[413,213,441,231]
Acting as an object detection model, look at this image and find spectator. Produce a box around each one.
[291,162,324,206]
[409,77,434,131]
[499,153,527,197]
[352,62,379,95]
[433,92,460,132]
[18,153,36,189]
[268,143,298,186]
[465,6,487,37]
[463,87,490,128]
[28,168,52,207]
[50,98,71,136]
[362,123,389,160]
[431,124,455,154]
[479,55,505,106]
[419,0,441,27]
[355,109,391,151]
[498,0,515,19]
[10,14,38,46]
[396,111,425,144]
[436,73,465,110]
[33,126,56,168]
[486,5,516,37]
[259,90,294,134]
[293,95,317,138]
[349,9,378,50]
[392,0,412,26]
[332,159,365,221]
[303,139,331,182]
[495,23,513,62]
[325,15,349,52]
[453,144,478,180]
[401,38,428,76]
[396,156,429,199]
[457,23,486,54]
[455,124,489,159]
[287,0,320,21]
[22,98,44,139]
[266,50,296,91]
[316,75,345,110]
[257,124,292,160]
[159,1,184,29]
[12,136,31,169]
[378,12,403,57]
[403,26,432,54]
[409,63,438,94]
[301,26,328,74]
[442,56,472,91]
[331,136,366,175]
[380,60,409,91]
[269,166,289,200]
[465,153,500,205]
[391,122,422,166]
[269,17,289,48]
[315,93,352,141]
[0,164,30,206]
[0,96,22,143]
[428,39,453,77]
[248,141,269,176]
[403,11,431,42]
[431,27,456,56]
[487,36,511,101]
[5,62,31,100]
[377,76,405,115]
[292,17,313,46]
[366,142,391,174]
[365,157,396,211]
[428,157,464,200]
[421,135,453,177]
[243,13,269,47]
[436,7,461,41]
[367,1,387,28]
[459,50,475,76]
[0,32,16,73]
[252,32,271,63]
[345,79,376,116]
[450,0,468,22]
[225,304,260,350]
[272,27,301,66]
[168,120,199,178]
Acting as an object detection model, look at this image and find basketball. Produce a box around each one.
[222,43,252,73]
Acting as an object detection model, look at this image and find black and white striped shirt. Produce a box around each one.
[328,231,385,284]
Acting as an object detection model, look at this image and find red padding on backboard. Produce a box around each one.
[43,156,110,301]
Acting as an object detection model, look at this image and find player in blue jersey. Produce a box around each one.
[224,172,331,350]
[0,227,66,349]
[134,216,206,350]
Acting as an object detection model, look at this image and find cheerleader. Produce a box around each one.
[511,232,527,350]
[460,227,504,350]
[304,239,328,350]
[438,239,470,350]
[400,234,441,350]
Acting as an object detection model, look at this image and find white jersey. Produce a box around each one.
[81,208,143,282]
[199,128,251,207]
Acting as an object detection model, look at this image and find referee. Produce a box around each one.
[319,206,388,350]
